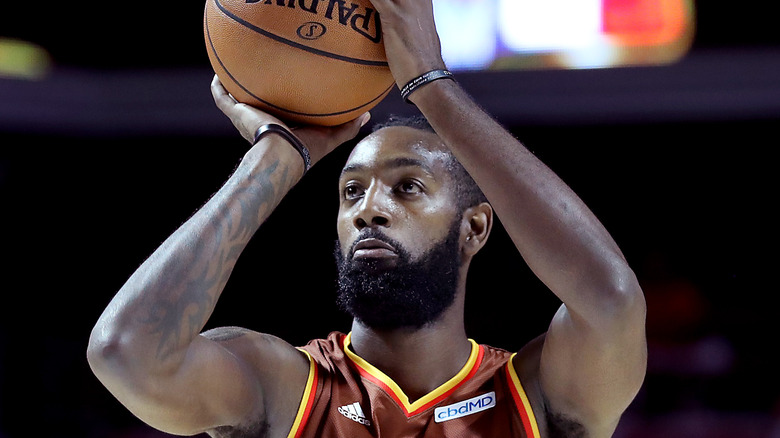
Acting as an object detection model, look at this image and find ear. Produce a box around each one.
[461,202,493,258]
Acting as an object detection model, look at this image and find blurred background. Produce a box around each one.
[1,1,777,437]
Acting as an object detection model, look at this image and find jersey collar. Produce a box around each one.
[342,332,484,417]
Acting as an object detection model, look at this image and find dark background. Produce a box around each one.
[1,1,778,437]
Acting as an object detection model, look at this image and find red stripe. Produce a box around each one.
[408,345,485,415]
[339,335,410,413]
[504,365,536,438]
[357,367,411,414]
[341,335,486,418]
[294,363,318,438]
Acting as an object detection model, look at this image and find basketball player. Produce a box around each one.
[87,1,647,437]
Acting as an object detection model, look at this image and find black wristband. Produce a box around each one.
[253,123,311,173]
[400,69,455,104]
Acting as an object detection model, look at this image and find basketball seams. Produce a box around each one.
[205,5,285,113]
[213,0,388,67]
[206,1,394,120]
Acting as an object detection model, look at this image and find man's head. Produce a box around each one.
[334,115,491,330]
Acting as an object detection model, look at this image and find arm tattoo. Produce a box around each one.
[138,159,291,361]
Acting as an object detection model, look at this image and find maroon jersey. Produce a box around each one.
[287,332,540,438]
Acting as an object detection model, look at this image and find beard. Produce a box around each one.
[334,219,462,330]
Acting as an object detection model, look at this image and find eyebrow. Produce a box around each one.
[340,157,435,178]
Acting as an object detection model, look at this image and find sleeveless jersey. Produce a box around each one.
[286,332,540,438]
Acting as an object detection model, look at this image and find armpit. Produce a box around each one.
[547,409,587,438]
[210,418,269,438]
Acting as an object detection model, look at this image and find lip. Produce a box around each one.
[352,238,397,259]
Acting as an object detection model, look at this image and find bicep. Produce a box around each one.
[115,328,308,436]
[111,332,263,436]
[538,298,647,435]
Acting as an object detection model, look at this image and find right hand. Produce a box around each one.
[211,75,370,168]
[370,0,447,89]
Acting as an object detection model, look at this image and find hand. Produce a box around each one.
[210,75,370,167]
[370,0,446,88]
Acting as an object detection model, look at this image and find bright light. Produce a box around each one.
[434,0,694,71]
[499,0,602,52]
[435,0,498,70]
[0,38,52,80]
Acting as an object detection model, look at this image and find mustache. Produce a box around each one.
[344,229,406,259]
[349,229,397,255]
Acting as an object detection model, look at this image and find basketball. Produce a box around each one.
[204,0,395,126]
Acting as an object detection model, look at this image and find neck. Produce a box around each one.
[348,290,471,402]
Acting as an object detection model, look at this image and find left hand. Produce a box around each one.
[370,0,446,88]
[211,75,370,167]
[211,74,284,143]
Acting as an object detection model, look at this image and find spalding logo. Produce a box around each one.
[246,0,381,43]
[297,21,327,39]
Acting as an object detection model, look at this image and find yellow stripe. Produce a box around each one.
[343,332,479,414]
[506,353,541,438]
[286,349,316,438]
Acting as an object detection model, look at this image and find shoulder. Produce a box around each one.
[202,326,310,376]
[512,334,544,385]
[512,334,590,438]
[202,326,256,342]
[201,327,314,437]
[202,327,298,360]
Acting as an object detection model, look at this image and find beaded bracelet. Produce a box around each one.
[253,123,311,173]
[400,69,455,103]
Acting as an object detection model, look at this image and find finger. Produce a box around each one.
[210,75,225,98]
[331,112,371,144]
[359,112,371,128]
[367,0,392,10]
[210,75,237,109]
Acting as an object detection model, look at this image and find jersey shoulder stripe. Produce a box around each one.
[505,353,541,438]
[286,349,319,438]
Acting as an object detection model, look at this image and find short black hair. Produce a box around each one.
[373,115,488,211]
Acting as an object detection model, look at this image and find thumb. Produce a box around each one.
[333,112,372,144]
[317,112,372,152]
[293,112,372,165]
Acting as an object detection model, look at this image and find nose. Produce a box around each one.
[353,184,391,230]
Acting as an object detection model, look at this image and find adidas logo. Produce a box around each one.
[338,402,372,426]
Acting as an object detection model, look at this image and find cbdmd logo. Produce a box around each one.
[434,392,496,423]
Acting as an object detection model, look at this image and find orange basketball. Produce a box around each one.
[204,0,395,126]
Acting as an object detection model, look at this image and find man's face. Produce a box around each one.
[337,126,460,263]
[335,126,465,329]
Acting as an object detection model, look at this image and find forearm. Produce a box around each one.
[89,140,302,374]
[414,80,638,314]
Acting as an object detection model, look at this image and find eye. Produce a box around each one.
[396,180,423,195]
[343,183,364,200]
